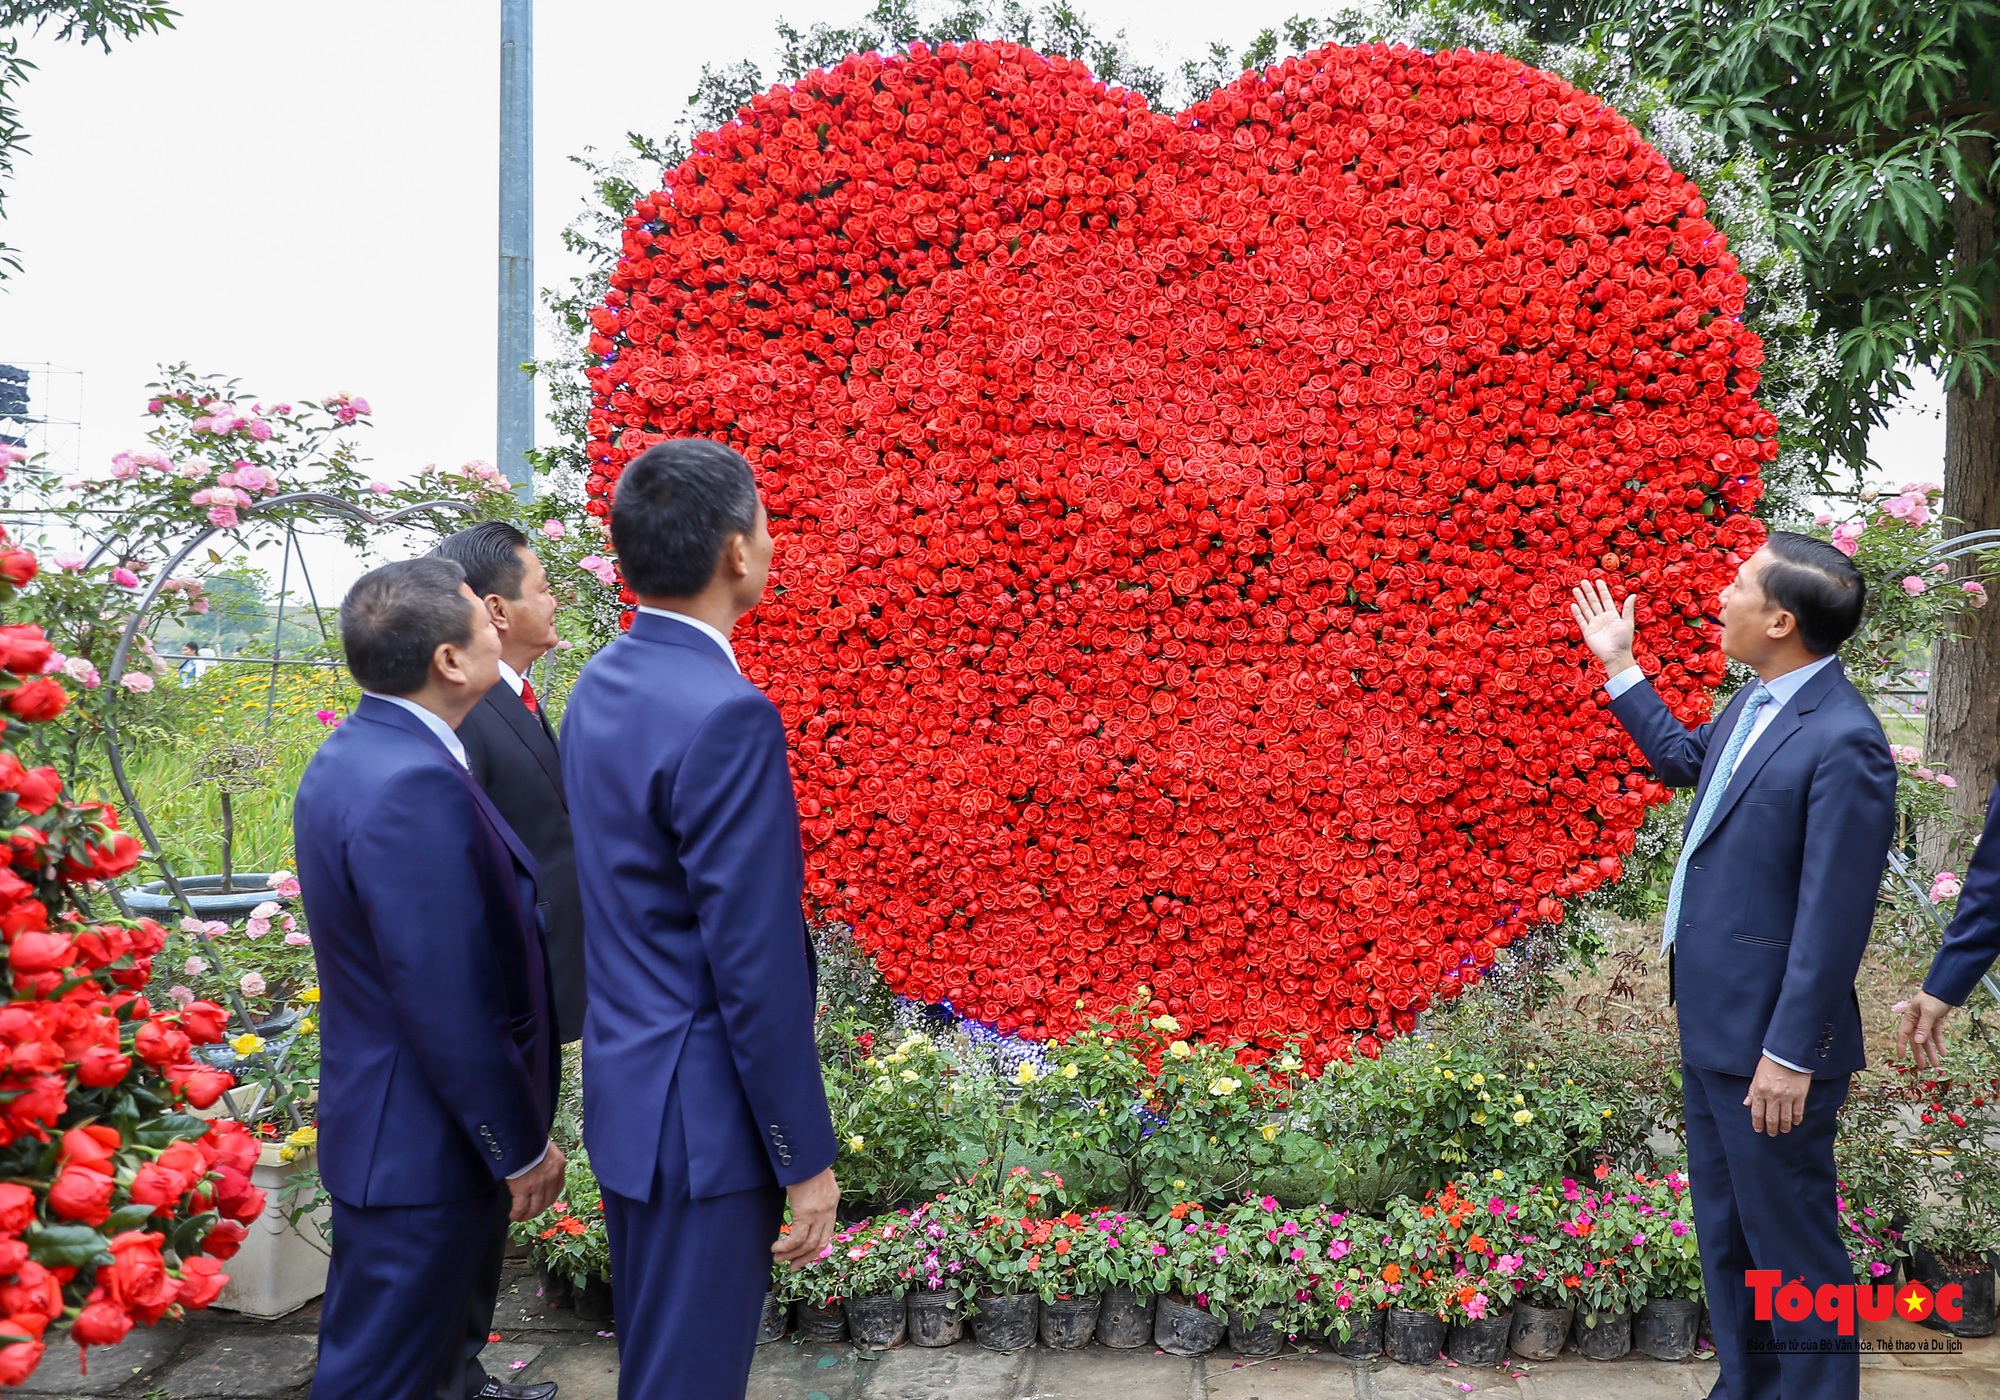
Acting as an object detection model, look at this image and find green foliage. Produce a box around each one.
[510,1147,611,1288]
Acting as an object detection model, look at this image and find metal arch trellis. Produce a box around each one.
[99,492,481,1125]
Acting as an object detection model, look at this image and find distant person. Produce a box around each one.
[434,520,586,1044]
[1572,533,1895,1400]
[178,641,202,685]
[1895,721,2000,1068]
[295,557,562,1400]
[563,439,837,1400]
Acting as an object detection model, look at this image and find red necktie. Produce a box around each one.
[520,677,539,714]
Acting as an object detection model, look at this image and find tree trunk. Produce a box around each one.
[1930,129,2000,853]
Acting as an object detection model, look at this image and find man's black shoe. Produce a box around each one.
[476,1381,557,1400]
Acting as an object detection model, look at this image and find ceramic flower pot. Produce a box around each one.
[1509,1300,1571,1360]
[1634,1296,1700,1359]
[756,1292,790,1344]
[1040,1294,1100,1349]
[125,873,288,922]
[1331,1309,1384,1359]
[907,1289,963,1347]
[1447,1311,1513,1366]
[212,1146,331,1319]
[1096,1288,1155,1348]
[1227,1304,1284,1358]
[797,1297,848,1343]
[1573,1307,1632,1360]
[1154,1294,1226,1356]
[844,1292,907,1349]
[970,1291,1037,1352]
[1384,1307,1446,1365]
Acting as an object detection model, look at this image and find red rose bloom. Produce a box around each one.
[0,550,36,588]
[59,1123,119,1174]
[2,678,66,723]
[0,1338,44,1385]
[128,1163,194,1215]
[177,1000,230,1044]
[7,766,60,816]
[132,1020,191,1067]
[166,1063,236,1110]
[0,1183,36,1235]
[199,1218,248,1261]
[97,1231,178,1323]
[46,1166,113,1224]
[6,931,74,974]
[70,1293,134,1347]
[175,1255,227,1309]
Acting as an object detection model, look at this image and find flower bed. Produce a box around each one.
[583,40,1772,1060]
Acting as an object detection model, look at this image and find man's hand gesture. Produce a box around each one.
[1894,990,1954,1070]
[773,1167,840,1270]
[1570,579,1638,680]
[507,1142,566,1222]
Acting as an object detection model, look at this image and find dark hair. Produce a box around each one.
[611,438,760,597]
[1758,530,1867,656]
[340,557,475,695]
[434,520,532,600]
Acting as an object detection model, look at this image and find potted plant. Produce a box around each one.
[510,1148,611,1325]
[901,1198,972,1347]
[1629,1171,1704,1360]
[1091,1207,1161,1348]
[1152,1199,1228,1356]
[1298,1207,1390,1360]
[1207,1196,1306,1358]
[127,736,288,920]
[1382,1193,1452,1364]
[838,1212,915,1349]
[771,1219,846,1343]
[960,1168,1054,1352]
[1031,1211,1108,1349]
[1901,1049,2000,1338]
[1421,1180,1520,1366]
[1553,1175,1643,1360]
[1507,1181,1577,1360]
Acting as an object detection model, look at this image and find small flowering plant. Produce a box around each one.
[1623,1171,1703,1302]
[898,1197,974,1295]
[1408,1177,1529,1321]
[832,1211,922,1298]
[510,1146,609,1290]
[1541,1170,1648,1323]
[1837,1185,1905,1284]
[1291,1206,1392,1341]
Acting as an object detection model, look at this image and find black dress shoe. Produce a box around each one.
[476,1381,557,1400]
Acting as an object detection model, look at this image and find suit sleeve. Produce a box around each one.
[1607,678,1719,789]
[350,763,546,1179]
[671,691,836,1186]
[1762,725,1898,1069]
[1924,780,2000,1007]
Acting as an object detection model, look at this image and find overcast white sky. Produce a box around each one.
[0,0,1946,568]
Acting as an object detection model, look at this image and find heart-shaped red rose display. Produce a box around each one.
[584,40,1771,1062]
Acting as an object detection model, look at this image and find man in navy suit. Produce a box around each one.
[564,438,838,1399]
[297,558,565,1400]
[1573,532,1896,1400]
[1895,755,2000,1066]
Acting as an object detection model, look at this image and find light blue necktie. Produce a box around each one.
[1660,684,1772,957]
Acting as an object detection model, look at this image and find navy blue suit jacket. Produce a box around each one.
[1609,658,1896,1078]
[1925,780,2000,1007]
[294,696,555,1206]
[563,612,834,1203]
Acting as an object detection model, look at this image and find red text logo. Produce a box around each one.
[1746,1270,1963,1336]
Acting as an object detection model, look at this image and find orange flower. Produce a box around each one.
[1465,1233,1489,1254]
[1382,1263,1402,1284]
[1054,1240,1071,1256]
[1170,1204,1190,1220]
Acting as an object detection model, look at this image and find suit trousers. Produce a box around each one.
[1683,1062,1855,1400]
[602,1090,785,1400]
[311,1186,510,1400]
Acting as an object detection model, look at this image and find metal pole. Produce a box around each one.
[498,0,536,498]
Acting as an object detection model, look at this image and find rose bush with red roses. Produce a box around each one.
[0,527,260,1384]
[584,41,1770,1063]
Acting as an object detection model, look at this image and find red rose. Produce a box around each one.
[201,1120,258,1175]
[175,1255,227,1309]
[0,551,36,588]
[59,1123,119,1174]
[165,1063,235,1110]
[46,1166,113,1224]
[4,1074,66,1140]
[127,1163,194,1215]
[70,1294,133,1348]
[133,1020,191,1067]
[211,1169,266,1226]
[177,1001,229,1044]
[199,1218,248,1261]
[98,1231,178,1323]
[5,930,74,973]
[0,1262,60,1322]
[0,1183,35,1235]
[6,766,59,815]
[74,1044,132,1088]
[0,1338,44,1385]
[158,1141,206,1177]
[0,625,52,676]
[1,678,65,723]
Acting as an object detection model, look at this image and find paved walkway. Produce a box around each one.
[15,1263,1995,1400]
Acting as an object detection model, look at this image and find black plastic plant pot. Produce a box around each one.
[1154,1294,1226,1356]
[844,1293,907,1350]
[797,1297,848,1343]
[1509,1300,1571,1360]
[756,1292,790,1344]
[535,1264,575,1312]
[1573,1308,1632,1360]
[1447,1311,1512,1366]
[1634,1296,1700,1359]
[1910,1246,1997,1337]
[1332,1309,1384,1359]
[1097,1288,1155,1348]
[971,1291,1038,1352]
[1040,1294,1101,1349]
[573,1274,614,1326]
[1228,1305,1284,1358]
[907,1289,964,1347]
[1384,1308,1446,1365]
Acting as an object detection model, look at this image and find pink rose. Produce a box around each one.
[541,519,566,540]
[1963,581,1987,607]
[121,673,155,693]
[1902,576,1927,596]
[111,567,140,589]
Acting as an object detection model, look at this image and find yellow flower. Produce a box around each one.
[1260,1123,1279,1142]
[1470,1073,1485,1086]
[848,1135,866,1151]
[1515,1110,1534,1125]
[297,1018,315,1036]
[1513,1094,1525,1106]
[1602,1108,1614,1118]
[1173,1179,1186,1190]
[1491,1169,1506,1181]
[900,1069,919,1082]
[231,1033,266,1056]
[1168,1040,1192,1059]
[1015,1062,1038,1085]
[1208,1077,1239,1097]
[1060,1062,1079,1079]
[1151,1014,1181,1033]
[299,986,321,1004]
[1471,1111,1489,1125]
[285,1126,318,1149]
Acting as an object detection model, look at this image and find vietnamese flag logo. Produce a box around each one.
[1896,1281,1934,1323]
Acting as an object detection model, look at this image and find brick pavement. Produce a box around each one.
[17,1263,1995,1400]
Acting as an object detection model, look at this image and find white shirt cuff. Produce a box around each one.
[1761,1050,1812,1074]
[505,1141,551,1180]
[1603,666,1645,700]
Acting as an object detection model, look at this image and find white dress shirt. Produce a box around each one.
[636,606,740,673]
[361,689,549,1175]
[1604,656,1838,1075]
[496,660,527,695]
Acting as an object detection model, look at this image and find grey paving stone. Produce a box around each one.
[862,1341,1032,1400]
[1511,1358,1706,1400]
[1020,1344,1199,1400]
[493,1274,603,1333]
[160,1335,318,1397]
[477,1341,546,1379]
[1206,1350,1368,1399]
[747,1339,868,1400]
[14,1325,186,1395]
[1861,1372,1992,1400]
[520,1340,622,1400]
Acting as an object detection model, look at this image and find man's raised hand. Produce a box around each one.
[1570,578,1638,679]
